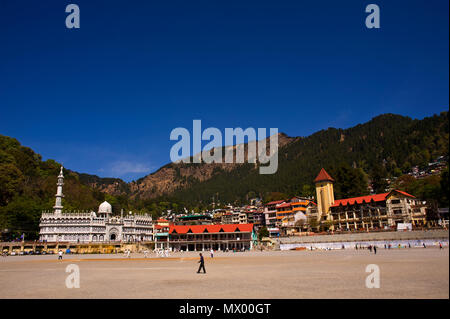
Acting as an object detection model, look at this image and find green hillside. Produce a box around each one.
[0,111,448,239]
[163,112,449,206]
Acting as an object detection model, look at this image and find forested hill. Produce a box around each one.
[0,136,131,239]
[0,111,448,239]
[162,112,448,206]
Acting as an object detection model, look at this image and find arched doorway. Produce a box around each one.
[108,227,119,242]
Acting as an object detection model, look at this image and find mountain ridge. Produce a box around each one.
[77,111,448,204]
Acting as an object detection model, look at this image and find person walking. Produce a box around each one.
[439,242,443,250]
[197,253,206,274]
[210,248,214,258]
[373,246,377,254]
[58,250,63,260]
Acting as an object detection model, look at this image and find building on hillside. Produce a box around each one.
[168,224,256,251]
[221,212,233,224]
[275,197,316,235]
[314,168,428,231]
[264,200,283,228]
[252,209,266,232]
[39,167,153,243]
[239,211,249,224]
[231,210,241,223]
[212,209,226,224]
[175,214,212,225]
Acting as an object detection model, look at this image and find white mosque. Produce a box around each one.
[39,167,153,243]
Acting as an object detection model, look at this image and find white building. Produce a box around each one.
[39,167,153,243]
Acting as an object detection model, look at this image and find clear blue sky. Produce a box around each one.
[0,0,448,182]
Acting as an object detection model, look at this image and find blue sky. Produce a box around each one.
[0,0,448,182]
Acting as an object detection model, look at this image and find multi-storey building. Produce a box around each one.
[153,218,170,249]
[39,167,153,243]
[264,200,283,228]
[314,168,428,230]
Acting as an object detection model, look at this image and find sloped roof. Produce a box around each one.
[265,200,285,206]
[169,223,253,234]
[314,168,335,183]
[331,190,415,207]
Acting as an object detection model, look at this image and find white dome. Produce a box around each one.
[98,201,112,214]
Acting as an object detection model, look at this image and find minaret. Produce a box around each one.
[53,166,64,215]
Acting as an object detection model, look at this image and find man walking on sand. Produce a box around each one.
[58,250,63,260]
[197,253,206,274]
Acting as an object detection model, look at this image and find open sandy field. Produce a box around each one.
[0,248,448,299]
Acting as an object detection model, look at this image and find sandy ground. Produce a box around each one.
[0,248,448,299]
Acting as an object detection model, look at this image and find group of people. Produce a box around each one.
[155,248,170,257]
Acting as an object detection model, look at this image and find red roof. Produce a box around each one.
[265,200,285,206]
[314,168,335,183]
[276,202,291,208]
[169,223,254,234]
[331,190,415,207]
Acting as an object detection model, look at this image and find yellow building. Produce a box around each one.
[313,168,428,231]
[314,168,335,221]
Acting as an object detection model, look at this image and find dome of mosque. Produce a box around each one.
[98,201,112,214]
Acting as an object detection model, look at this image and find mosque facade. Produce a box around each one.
[38,167,153,243]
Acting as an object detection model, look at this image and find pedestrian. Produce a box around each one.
[197,253,206,274]
[439,242,443,250]
[384,244,387,249]
[423,243,426,248]
[58,250,63,260]
[210,248,214,258]
[368,245,372,252]
[126,249,131,258]
[408,243,411,248]
[373,246,377,254]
